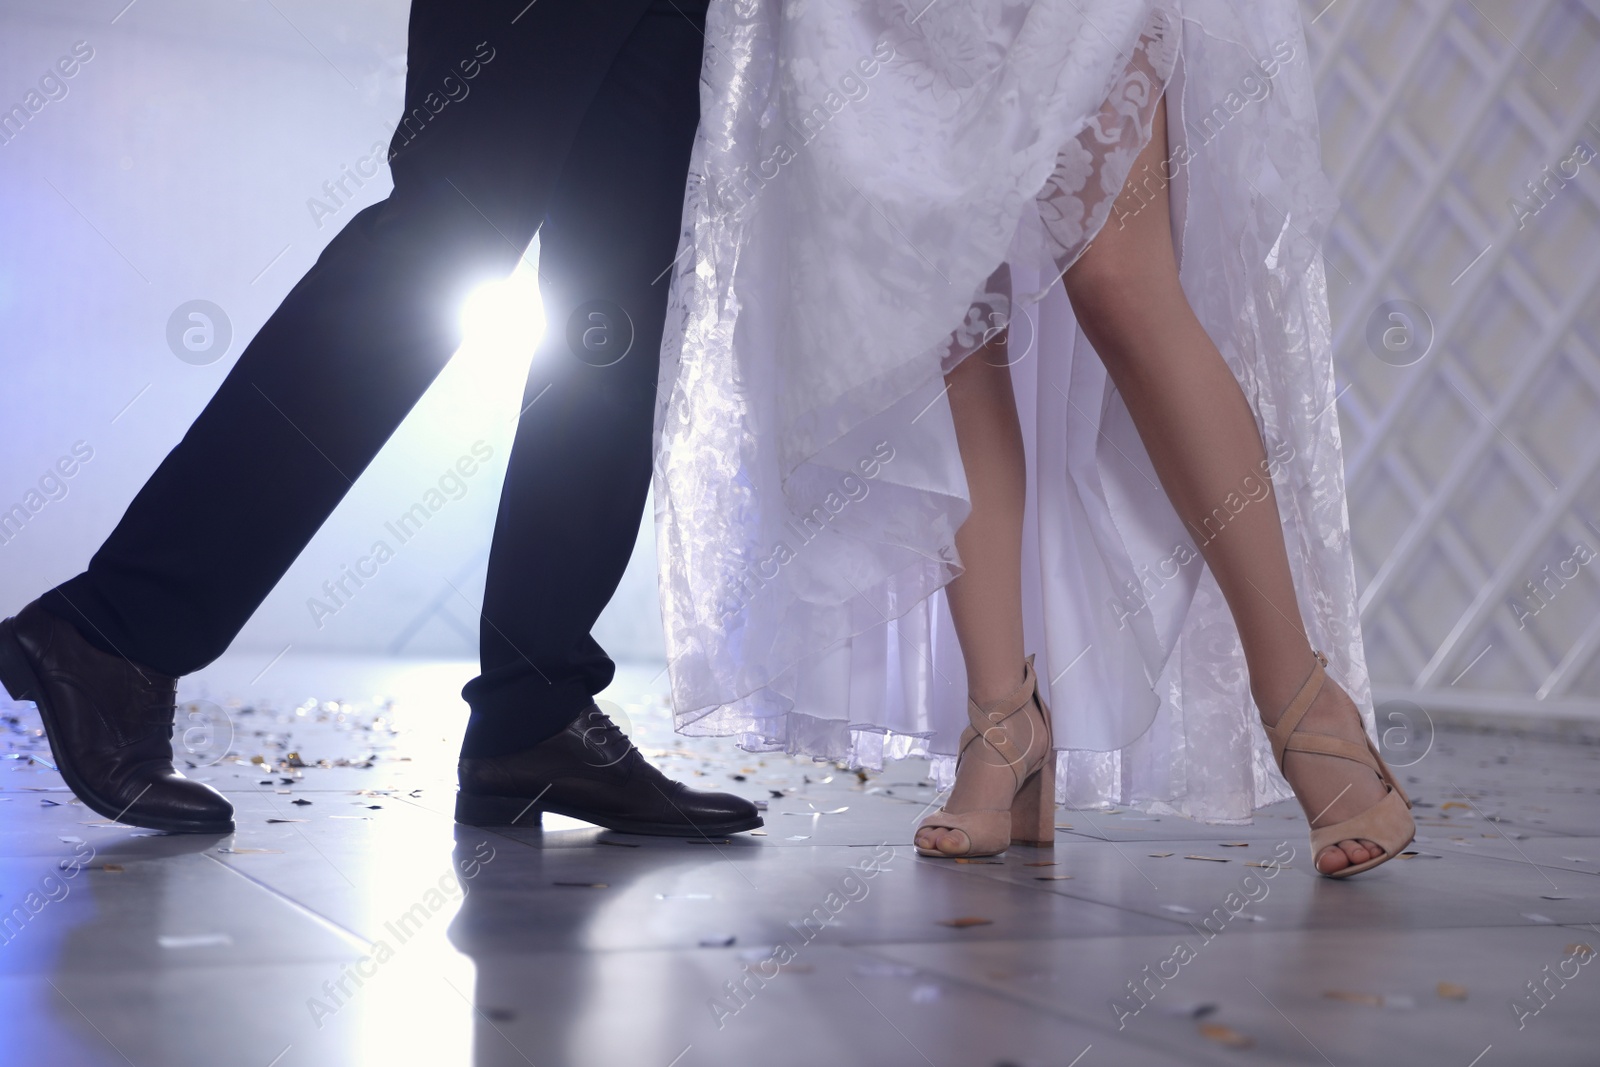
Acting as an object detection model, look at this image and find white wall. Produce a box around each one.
[1310,0,1600,720]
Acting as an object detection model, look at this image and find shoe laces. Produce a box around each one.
[131,669,178,733]
[573,707,640,768]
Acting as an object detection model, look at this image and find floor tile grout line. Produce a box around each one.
[841,939,1274,1064]
[202,852,376,955]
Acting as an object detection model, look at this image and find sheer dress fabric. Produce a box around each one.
[653,0,1365,823]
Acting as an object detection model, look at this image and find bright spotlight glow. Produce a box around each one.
[458,258,546,373]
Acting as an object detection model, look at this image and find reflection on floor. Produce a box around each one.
[2,652,1598,1066]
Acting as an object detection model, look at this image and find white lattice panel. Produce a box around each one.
[1306,0,1600,720]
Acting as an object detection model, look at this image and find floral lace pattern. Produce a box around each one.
[654,0,1365,823]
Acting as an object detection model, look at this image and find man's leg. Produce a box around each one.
[460,0,711,757]
[448,0,761,836]
[37,0,655,676]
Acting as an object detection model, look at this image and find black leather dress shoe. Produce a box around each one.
[456,704,762,837]
[0,602,235,834]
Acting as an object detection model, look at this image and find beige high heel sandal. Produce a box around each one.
[916,655,1056,858]
[1266,651,1415,878]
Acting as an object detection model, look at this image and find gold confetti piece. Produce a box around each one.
[1035,875,1074,881]
[1198,1023,1254,1048]
[1053,824,1074,829]
[1220,842,1249,847]
[553,882,609,888]
[1149,852,1175,858]
[1323,990,1383,1006]
[1244,861,1286,869]
[1440,801,1470,811]
[1567,944,1595,957]
[1023,861,1058,867]
[938,916,994,928]
[954,858,1002,864]
[1437,982,1468,1001]
[1185,855,1230,862]
[102,864,124,873]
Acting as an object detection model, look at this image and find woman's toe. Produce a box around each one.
[937,828,970,855]
[1335,839,1381,868]
[1316,844,1351,873]
[1316,839,1394,874]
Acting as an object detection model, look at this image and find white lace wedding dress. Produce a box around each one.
[653,0,1369,823]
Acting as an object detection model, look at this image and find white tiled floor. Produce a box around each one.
[2,652,1597,1066]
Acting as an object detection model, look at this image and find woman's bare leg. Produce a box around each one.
[944,335,1028,706]
[1061,94,1383,874]
[913,333,1050,855]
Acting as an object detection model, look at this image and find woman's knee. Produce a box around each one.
[1063,251,1167,335]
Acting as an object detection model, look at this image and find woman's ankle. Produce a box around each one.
[1250,646,1322,727]
[969,665,1029,708]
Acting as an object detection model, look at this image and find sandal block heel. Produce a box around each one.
[1009,755,1055,847]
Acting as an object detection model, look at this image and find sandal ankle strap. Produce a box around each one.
[1264,650,1328,772]
[957,655,1051,788]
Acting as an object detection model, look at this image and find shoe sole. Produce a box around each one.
[0,617,236,836]
[454,791,764,838]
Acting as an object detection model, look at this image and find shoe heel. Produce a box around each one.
[454,791,544,828]
[0,618,41,702]
[1009,756,1056,847]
